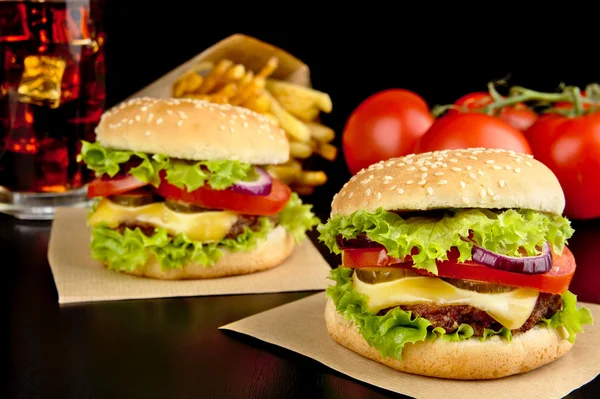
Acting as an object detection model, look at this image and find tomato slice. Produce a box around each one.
[341,247,576,295]
[87,175,147,198]
[153,176,292,215]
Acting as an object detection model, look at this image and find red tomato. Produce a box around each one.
[525,112,600,219]
[342,89,434,175]
[153,176,292,215]
[342,246,576,295]
[448,92,538,132]
[87,175,147,198]
[414,113,533,155]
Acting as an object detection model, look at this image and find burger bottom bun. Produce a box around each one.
[324,298,573,380]
[106,225,294,280]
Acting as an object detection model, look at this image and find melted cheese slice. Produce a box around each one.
[353,275,539,330]
[88,199,239,242]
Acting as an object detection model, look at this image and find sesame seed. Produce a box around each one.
[431,164,438,169]
[384,175,393,181]
[231,127,236,134]
[505,165,512,170]
[390,185,397,191]
[438,180,448,185]
[167,110,173,115]
[340,191,346,197]
[435,172,444,176]
[486,160,495,164]
[363,200,369,206]
[407,166,416,171]
[269,135,275,140]
[348,192,354,199]
[449,158,458,163]
[386,161,396,167]
[421,173,428,179]
[493,165,502,170]
[219,125,226,131]
[396,162,406,167]
[383,180,390,185]
[418,179,427,186]
[487,188,494,196]
[460,181,466,189]
[366,189,372,196]
[499,180,506,188]
[469,172,477,179]
[406,180,414,185]
[397,188,405,194]
[462,197,471,204]
[141,106,148,112]
[466,165,472,171]
[156,118,163,125]
[360,178,370,185]
[525,161,533,167]
[420,166,428,172]
[480,188,487,198]
[145,130,151,136]
[477,169,485,176]
[376,192,382,200]
[357,169,366,175]
[427,187,434,195]
[469,156,478,160]
[451,167,462,172]
[177,120,183,127]
[493,195,500,201]
[135,115,141,121]
[514,168,521,173]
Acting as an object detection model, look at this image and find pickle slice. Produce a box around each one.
[164,199,208,213]
[354,268,421,284]
[109,189,154,207]
[444,278,514,293]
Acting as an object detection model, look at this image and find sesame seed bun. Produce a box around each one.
[111,225,294,280]
[325,298,573,380]
[95,97,290,165]
[331,148,566,217]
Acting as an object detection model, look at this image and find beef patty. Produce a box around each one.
[377,293,562,336]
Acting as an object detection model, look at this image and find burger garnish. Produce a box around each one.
[317,148,593,379]
[79,97,319,279]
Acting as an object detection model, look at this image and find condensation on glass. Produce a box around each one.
[0,0,106,219]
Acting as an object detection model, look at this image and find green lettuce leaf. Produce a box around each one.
[77,141,256,191]
[90,216,274,272]
[317,208,574,274]
[542,290,594,344]
[278,192,321,242]
[326,266,593,360]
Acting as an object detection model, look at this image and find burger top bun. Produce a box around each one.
[95,97,290,165]
[331,148,565,217]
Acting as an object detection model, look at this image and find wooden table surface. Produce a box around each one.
[2,204,599,399]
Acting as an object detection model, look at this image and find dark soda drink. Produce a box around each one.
[0,0,106,194]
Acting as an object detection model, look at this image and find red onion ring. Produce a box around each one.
[230,167,272,196]
[471,242,552,274]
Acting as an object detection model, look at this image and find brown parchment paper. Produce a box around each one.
[128,33,312,100]
[220,292,600,399]
[47,208,331,304]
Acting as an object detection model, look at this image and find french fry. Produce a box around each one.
[197,59,233,94]
[244,93,271,114]
[296,170,327,186]
[231,76,265,106]
[266,79,332,120]
[172,71,203,98]
[263,90,311,142]
[289,142,312,159]
[256,56,279,79]
[224,64,246,82]
[214,82,238,100]
[307,122,335,143]
[317,142,338,161]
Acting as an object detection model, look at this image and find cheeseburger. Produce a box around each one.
[78,96,319,279]
[317,147,593,380]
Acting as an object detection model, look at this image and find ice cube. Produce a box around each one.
[17,55,67,108]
